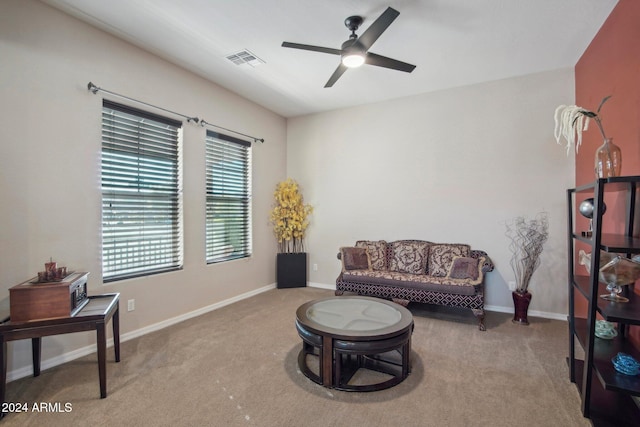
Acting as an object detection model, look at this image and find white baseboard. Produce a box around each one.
[307,282,335,290]
[7,283,276,383]
[484,304,567,321]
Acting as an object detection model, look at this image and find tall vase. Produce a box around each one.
[595,138,622,179]
[512,291,532,325]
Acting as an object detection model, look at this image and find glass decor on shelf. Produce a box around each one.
[578,250,640,303]
[595,138,622,179]
[594,320,617,340]
[612,353,640,376]
[598,255,640,302]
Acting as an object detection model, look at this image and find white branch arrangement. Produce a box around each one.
[505,213,549,294]
[554,96,611,155]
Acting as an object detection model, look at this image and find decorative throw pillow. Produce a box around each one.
[340,247,371,271]
[428,244,471,277]
[355,240,387,270]
[448,256,480,280]
[389,241,429,274]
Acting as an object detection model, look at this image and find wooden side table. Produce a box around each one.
[0,293,120,415]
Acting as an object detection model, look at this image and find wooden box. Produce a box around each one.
[9,272,89,322]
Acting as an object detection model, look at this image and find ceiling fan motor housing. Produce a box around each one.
[341,39,361,51]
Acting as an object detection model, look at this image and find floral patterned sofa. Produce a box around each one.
[335,240,494,330]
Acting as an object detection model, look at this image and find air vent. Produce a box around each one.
[225,49,265,67]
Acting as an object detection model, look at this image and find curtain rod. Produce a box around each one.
[199,120,264,144]
[88,82,199,123]
[87,82,264,144]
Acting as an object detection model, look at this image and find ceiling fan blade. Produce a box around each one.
[357,7,400,50]
[282,42,341,56]
[365,52,416,73]
[324,64,348,88]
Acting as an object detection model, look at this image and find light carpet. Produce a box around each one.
[1,287,589,426]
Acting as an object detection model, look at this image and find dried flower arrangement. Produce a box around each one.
[554,96,611,155]
[505,213,549,294]
[270,178,313,253]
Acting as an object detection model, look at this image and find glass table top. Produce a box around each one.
[306,298,402,331]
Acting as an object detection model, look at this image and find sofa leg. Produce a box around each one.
[334,290,344,296]
[472,309,486,331]
[391,298,410,307]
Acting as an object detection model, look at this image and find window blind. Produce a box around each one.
[205,130,252,263]
[101,100,183,281]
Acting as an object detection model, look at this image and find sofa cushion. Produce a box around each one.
[448,256,480,280]
[389,241,429,274]
[355,240,387,270]
[340,247,371,272]
[342,263,484,296]
[428,244,471,277]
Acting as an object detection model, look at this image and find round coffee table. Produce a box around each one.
[295,296,413,391]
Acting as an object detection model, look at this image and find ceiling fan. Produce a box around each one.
[282,7,416,88]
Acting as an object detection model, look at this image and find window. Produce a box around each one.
[205,130,252,263]
[101,100,183,282]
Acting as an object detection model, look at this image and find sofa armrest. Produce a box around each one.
[470,250,494,273]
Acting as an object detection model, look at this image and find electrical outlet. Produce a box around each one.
[127,299,135,312]
[313,263,318,271]
[508,281,516,291]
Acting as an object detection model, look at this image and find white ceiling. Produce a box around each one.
[42,0,617,118]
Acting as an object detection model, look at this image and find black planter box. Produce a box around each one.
[277,253,307,288]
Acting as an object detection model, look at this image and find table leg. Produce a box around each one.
[334,352,341,386]
[32,337,41,377]
[96,321,107,398]
[113,303,120,363]
[321,335,333,386]
[406,335,412,374]
[0,338,6,418]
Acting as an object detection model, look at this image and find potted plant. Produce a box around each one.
[505,213,549,325]
[270,178,313,288]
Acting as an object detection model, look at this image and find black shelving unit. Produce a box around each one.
[567,176,640,426]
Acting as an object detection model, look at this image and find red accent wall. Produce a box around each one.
[575,0,640,337]
[576,0,640,187]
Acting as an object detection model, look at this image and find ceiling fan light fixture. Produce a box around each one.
[341,42,365,68]
[342,52,365,68]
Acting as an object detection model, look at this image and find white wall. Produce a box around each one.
[0,0,576,379]
[287,68,576,317]
[0,0,286,374]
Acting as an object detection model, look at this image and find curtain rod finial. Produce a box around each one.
[87,82,99,94]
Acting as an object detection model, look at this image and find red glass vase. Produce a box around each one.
[512,291,532,325]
